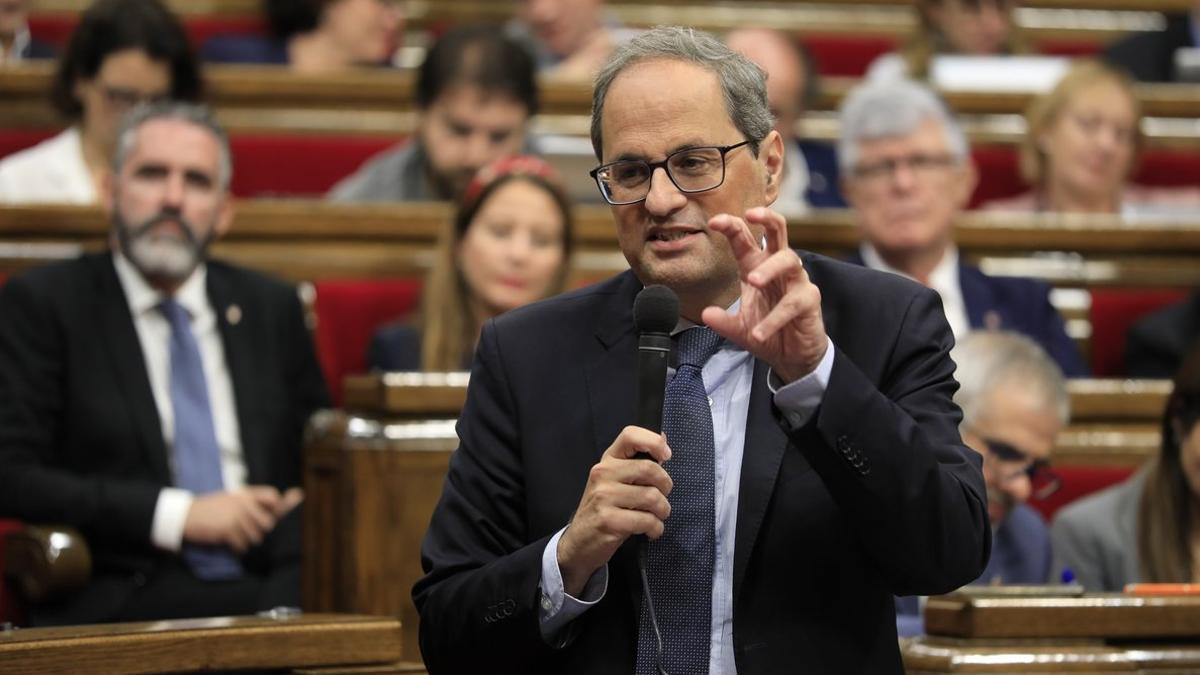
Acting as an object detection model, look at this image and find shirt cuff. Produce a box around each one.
[538,527,608,646]
[769,336,835,429]
[151,487,194,552]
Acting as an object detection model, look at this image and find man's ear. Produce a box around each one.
[214,197,236,238]
[761,130,785,204]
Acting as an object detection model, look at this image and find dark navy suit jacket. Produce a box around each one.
[848,252,1088,377]
[414,257,990,674]
[896,503,1051,636]
[797,139,846,209]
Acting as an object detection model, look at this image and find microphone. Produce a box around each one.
[633,285,679,447]
[632,285,678,675]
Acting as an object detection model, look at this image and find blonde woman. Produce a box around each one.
[984,60,1200,215]
[367,155,575,371]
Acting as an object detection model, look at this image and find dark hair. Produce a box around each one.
[263,0,328,41]
[1138,346,1200,582]
[50,0,202,121]
[416,24,538,116]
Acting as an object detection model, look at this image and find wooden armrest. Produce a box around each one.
[3,525,91,602]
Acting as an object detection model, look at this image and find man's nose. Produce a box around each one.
[643,167,686,216]
[162,173,186,207]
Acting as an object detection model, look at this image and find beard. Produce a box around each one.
[114,209,214,286]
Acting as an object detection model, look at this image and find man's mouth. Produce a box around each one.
[647,227,701,242]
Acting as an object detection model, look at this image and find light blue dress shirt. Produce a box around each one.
[538,308,836,674]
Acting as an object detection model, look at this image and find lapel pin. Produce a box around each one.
[226,304,242,326]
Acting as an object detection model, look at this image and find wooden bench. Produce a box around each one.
[0,612,420,673]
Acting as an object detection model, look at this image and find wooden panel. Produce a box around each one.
[1067,379,1170,422]
[904,638,1200,673]
[0,613,403,674]
[925,593,1200,639]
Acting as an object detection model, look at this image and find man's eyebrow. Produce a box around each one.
[611,140,715,163]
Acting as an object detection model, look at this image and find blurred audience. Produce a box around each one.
[983,60,1200,215]
[0,0,55,65]
[898,330,1067,635]
[838,77,1087,376]
[367,155,574,371]
[0,102,328,624]
[202,0,402,72]
[725,27,845,212]
[506,0,631,79]
[0,0,201,204]
[868,0,1027,80]
[1127,291,1200,379]
[1104,3,1200,83]
[1052,347,1200,591]
[329,24,537,202]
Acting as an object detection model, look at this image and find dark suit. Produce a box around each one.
[797,139,847,208]
[1126,291,1200,378]
[1104,14,1197,83]
[20,38,56,60]
[0,253,329,624]
[414,256,990,674]
[848,253,1087,377]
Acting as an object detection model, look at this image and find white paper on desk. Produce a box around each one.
[931,55,1071,93]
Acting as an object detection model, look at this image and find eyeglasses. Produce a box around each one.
[850,153,958,183]
[99,84,168,110]
[589,140,752,206]
[981,437,1062,501]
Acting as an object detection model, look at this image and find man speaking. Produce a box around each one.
[414,26,990,674]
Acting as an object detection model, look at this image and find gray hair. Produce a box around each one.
[590,26,774,160]
[837,77,968,171]
[113,101,233,192]
[952,331,1070,429]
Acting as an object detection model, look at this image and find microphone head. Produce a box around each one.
[633,285,679,335]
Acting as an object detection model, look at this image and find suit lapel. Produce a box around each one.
[958,263,991,329]
[95,254,170,483]
[206,265,264,483]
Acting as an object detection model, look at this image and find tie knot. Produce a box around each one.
[158,298,189,328]
[674,326,722,369]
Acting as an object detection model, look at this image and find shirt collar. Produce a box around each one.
[112,250,208,319]
[1,26,31,64]
[859,242,960,294]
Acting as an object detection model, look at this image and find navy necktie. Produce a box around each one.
[159,299,243,580]
[636,326,723,675]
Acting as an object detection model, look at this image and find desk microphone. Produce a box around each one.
[631,285,678,675]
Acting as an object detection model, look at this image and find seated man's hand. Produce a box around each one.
[183,486,304,553]
[557,426,672,596]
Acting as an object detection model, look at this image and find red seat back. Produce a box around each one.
[1028,464,1136,522]
[1089,288,1189,377]
[805,34,900,77]
[312,278,423,404]
[228,135,402,197]
[0,129,56,162]
[29,14,265,51]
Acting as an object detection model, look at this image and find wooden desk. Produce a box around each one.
[5,203,1200,288]
[904,592,1200,673]
[0,613,413,674]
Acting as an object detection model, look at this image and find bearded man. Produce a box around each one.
[0,102,329,626]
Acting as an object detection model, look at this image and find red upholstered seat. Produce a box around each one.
[228,135,401,198]
[1028,464,1136,523]
[0,518,27,625]
[312,278,423,404]
[804,34,899,77]
[29,14,265,51]
[1089,288,1189,377]
[0,129,55,162]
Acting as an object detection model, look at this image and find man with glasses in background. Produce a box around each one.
[838,77,1087,377]
[897,330,1068,635]
[415,26,989,675]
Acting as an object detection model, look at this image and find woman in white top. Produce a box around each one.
[867,0,1027,81]
[0,0,202,204]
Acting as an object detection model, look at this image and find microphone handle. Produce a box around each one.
[635,332,672,461]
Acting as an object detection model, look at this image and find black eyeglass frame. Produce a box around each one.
[588,140,753,206]
[981,437,1063,501]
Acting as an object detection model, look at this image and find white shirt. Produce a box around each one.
[0,26,31,66]
[112,253,247,551]
[773,139,811,215]
[860,242,970,340]
[0,127,96,204]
